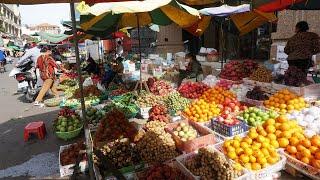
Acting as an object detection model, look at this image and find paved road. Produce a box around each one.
[0,64,79,179]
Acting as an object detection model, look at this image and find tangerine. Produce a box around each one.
[301,139,312,148]
[301,157,310,164]
[286,146,297,154]
[251,163,262,171]
[278,138,289,148]
[289,137,300,146]
[311,135,320,147]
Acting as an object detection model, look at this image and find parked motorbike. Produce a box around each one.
[9,61,41,102]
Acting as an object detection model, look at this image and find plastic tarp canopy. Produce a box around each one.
[199,4,251,17]
[255,0,305,12]
[37,32,71,43]
[180,0,219,5]
[231,10,277,36]
[0,0,80,4]
[289,0,320,10]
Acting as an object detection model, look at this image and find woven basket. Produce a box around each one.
[44,97,62,107]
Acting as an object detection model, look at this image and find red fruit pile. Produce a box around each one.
[149,105,170,123]
[141,164,189,180]
[216,114,241,126]
[220,61,246,81]
[148,78,173,96]
[220,98,246,115]
[94,109,137,144]
[243,59,259,77]
[58,108,76,117]
[216,79,234,90]
[60,141,86,166]
[110,89,128,96]
[284,66,308,87]
[178,82,209,99]
[64,72,78,79]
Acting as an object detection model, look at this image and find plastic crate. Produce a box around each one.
[280,150,320,180]
[211,119,248,137]
[243,97,264,107]
[165,120,216,153]
[59,144,88,177]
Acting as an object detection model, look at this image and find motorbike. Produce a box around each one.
[9,61,41,103]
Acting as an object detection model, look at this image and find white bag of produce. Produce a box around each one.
[83,77,93,87]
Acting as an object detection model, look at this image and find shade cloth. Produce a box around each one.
[37,32,71,43]
[199,4,251,17]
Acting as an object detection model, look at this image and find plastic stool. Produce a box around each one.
[24,121,46,141]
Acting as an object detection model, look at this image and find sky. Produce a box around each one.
[19,4,71,26]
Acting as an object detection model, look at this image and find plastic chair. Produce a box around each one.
[24,121,46,141]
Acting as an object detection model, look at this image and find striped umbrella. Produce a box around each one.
[80,0,200,31]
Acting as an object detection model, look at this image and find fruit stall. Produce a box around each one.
[49,58,320,180]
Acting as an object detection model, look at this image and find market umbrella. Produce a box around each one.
[231,9,277,35]
[37,31,72,44]
[255,0,305,12]
[289,0,320,10]
[199,4,251,16]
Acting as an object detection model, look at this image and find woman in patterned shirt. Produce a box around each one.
[284,21,320,76]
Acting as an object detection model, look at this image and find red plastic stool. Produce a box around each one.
[24,121,46,141]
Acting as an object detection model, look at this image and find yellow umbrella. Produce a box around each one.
[231,10,277,36]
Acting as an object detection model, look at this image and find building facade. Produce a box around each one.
[29,23,61,34]
[0,4,21,37]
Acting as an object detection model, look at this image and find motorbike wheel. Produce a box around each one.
[25,88,39,103]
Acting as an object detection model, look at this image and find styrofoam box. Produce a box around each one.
[59,144,88,177]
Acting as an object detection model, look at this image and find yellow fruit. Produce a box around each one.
[267,134,277,140]
[244,163,252,170]
[257,135,266,143]
[235,147,244,155]
[270,140,280,148]
[252,142,262,150]
[261,148,270,157]
[233,140,241,148]
[250,155,257,163]
[286,146,297,154]
[257,157,268,165]
[267,157,278,164]
[240,154,250,164]
[289,137,300,146]
[251,163,262,171]
[275,130,282,138]
[243,137,253,145]
[248,131,258,139]
[244,148,253,156]
[227,151,237,159]
[265,119,276,125]
[227,146,236,153]
[240,142,250,149]
[280,131,292,139]
[278,138,289,148]
[310,146,318,154]
[234,163,243,171]
[234,135,241,141]
[301,139,312,148]
[302,149,312,158]
[266,125,276,133]
[301,157,310,165]
[259,130,268,137]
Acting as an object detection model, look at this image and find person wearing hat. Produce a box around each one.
[34,46,60,106]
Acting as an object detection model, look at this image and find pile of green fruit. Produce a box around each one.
[239,107,278,126]
[84,96,100,106]
[86,107,106,127]
[54,108,82,132]
[164,92,190,114]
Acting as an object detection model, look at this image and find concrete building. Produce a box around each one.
[29,23,61,34]
[0,4,21,37]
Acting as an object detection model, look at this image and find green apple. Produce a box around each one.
[250,113,256,118]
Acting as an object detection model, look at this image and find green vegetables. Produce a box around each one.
[103,93,139,119]
[86,107,106,126]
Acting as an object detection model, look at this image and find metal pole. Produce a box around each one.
[70,3,86,121]
[137,13,142,81]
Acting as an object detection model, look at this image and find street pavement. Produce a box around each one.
[0,63,79,179]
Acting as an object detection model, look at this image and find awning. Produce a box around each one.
[290,0,320,10]
[37,32,71,43]
[231,10,277,36]
[255,0,305,12]
[180,0,219,5]
[199,4,251,17]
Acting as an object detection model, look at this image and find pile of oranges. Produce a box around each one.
[200,86,236,105]
[223,132,280,171]
[264,89,308,114]
[184,99,220,122]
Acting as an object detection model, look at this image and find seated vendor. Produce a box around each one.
[102,57,124,87]
[83,56,100,75]
[177,53,203,87]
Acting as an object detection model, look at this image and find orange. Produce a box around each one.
[293,132,305,140]
[250,155,257,163]
[266,125,276,134]
[297,145,306,152]
[310,146,318,154]
[240,154,250,164]
[315,151,320,160]
[265,119,276,125]
[235,147,244,155]
[244,148,253,156]
[302,149,312,158]
[289,137,300,146]
[227,146,236,153]
[270,140,280,148]
[252,142,262,150]
[278,138,289,148]
[227,151,237,159]
[286,146,297,154]
[269,150,279,158]
[240,142,250,149]
[257,157,268,165]
[301,139,312,148]
[244,163,252,170]
[280,123,290,131]
[280,131,292,139]
[311,135,320,147]
[275,130,282,138]
[248,131,258,139]
[276,115,287,123]
[267,134,277,141]
[267,157,278,164]
[243,137,253,145]
[233,140,241,148]
[296,152,304,160]
[251,163,262,171]
[261,148,270,157]
[311,159,320,169]
[301,157,310,165]
[259,130,268,137]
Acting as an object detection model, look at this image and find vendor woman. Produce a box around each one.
[177,53,203,87]
[284,21,320,75]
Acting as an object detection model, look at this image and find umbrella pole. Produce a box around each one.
[70,3,86,122]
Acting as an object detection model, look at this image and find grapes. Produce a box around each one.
[164,92,190,114]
